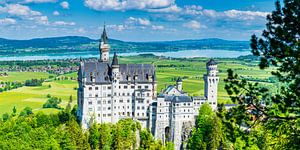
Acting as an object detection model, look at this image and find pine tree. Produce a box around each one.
[224,0,300,149]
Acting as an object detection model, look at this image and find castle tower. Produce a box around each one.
[176,77,183,91]
[111,52,120,123]
[100,25,110,62]
[203,59,219,109]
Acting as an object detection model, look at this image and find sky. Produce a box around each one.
[0,0,278,41]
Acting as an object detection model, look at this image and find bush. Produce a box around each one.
[43,97,62,109]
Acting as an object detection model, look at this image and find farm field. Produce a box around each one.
[0,56,275,115]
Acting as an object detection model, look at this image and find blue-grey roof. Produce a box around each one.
[177,77,182,82]
[112,52,118,66]
[79,61,156,84]
[101,26,108,44]
[207,59,217,66]
[163,95,192,103]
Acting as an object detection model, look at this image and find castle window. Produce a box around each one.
[89,94,92,97]
[103,114,106,117]
[97,101,101,104]
[147,93,150,96]
[108,107,111,110]
[127,93,130,96]
[88,101,92,105]
[108,94,111,97]
[97,107,101,111]
[89,87,92,90]
[138,86,141,89]
[108,114,111,116]
[89,108,93,111]
[108,86,111,89]
[119,100,123,103]
[137,106,140,110]
[119,86,121,89]
[142,106,145,110]
[131,86,134,89]
[103,86,106,90]
[95,94,98,97]
[122,112,125,115]
[127,99,130,103]
[124,86,128,89]
[145,86,149,89]
[213,102,216,105]
[95,87,99,90]
[108,100,111,104]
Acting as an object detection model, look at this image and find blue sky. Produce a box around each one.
[0,0,277,41]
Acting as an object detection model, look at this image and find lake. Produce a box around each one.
[0,49,251,61]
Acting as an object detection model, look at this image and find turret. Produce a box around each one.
[100,25,110,62]
[176,77,183,91]
[111,52,119,123]
[203,59,219,110]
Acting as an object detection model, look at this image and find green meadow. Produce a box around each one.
[0,56,274,115]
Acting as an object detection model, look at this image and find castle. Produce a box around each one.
[77,27,219,150]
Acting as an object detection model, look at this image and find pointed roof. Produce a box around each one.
[112,52,118,66]
[177,77,182,82]
[101,25,108,44]
[207,59,217,66]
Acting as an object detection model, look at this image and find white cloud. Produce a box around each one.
[181,5,269,20]
[53,11,59,16]
[152,25,164,30]
[77,27,86,33]
[0,4,41,17]
[60,1,69,9]
[127,17,151,26]
[23,0,56,3]
[183,20,205,30]
[0,18,16,25]
[147,5,181,13]
[84,0,178,12]
[52,21,75,26]
[0,4,49,25]
[107,24,129,31]
[223,10,269,20]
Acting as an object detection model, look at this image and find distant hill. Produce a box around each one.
[0,36,250,57]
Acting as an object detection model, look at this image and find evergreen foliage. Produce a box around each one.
[224,0,300,149]
[0,106,173,150]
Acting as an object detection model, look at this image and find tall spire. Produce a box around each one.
[112,52,119,66]
[101,25,108,44]
[99,24,110,62]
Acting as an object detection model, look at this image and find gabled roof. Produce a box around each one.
[79,61,156,84]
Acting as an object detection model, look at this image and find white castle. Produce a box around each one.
[77,27,219,150]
